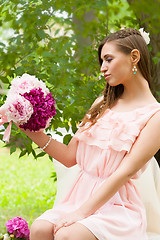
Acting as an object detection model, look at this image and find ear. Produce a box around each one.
[130,49,140,64]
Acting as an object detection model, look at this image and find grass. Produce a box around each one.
[0,142,57,233]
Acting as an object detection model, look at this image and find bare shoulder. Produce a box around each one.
[141,110,160,145]
[146,109,160,128]
[120,109,160,177]
[92,95,104,107]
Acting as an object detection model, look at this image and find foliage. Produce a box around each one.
[0,142,56,232]
[127,0,160,34]
[0,0,159,157]
[127,0,160,96]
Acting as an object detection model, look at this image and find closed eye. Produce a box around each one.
[105,57,113,62]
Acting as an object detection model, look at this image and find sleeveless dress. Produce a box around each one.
[37,102,160,240]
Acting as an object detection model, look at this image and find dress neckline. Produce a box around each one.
[108,102,160,114]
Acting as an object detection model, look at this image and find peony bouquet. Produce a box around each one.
[0,217,30,240]
[0,73,56,141]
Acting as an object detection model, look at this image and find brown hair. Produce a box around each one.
[81,28,151,127]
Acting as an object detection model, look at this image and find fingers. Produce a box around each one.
[54,220,74,234]
[54,211,84,234]
[54,222,64,234]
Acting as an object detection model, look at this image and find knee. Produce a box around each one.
[55,228,70,240]
[30,220,54,240]
[30,220,46,236]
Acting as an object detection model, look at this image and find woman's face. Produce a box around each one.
[100,41,133,86]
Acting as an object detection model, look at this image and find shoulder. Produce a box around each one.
[133,102,160,127]
[141,109,160,140]
[91,95,104,108]
[146,109,160,126]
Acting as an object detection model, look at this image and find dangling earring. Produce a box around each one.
[132,65,137,74]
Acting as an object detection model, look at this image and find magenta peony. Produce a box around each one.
[20,88,56,131]
[5,217,30,240]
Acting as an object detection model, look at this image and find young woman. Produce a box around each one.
[20,28,160,240]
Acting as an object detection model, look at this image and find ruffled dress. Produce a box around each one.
[37,102,160,240]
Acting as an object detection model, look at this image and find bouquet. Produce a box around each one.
[0,73,56,141]
[0,217,30,240]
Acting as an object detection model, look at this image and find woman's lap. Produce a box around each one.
[55,223,98,240]
[31,220,98,240]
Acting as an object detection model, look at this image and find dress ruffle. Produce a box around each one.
[75,103,160,153]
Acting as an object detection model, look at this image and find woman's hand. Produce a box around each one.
[13,121,78,167]
[54,210,86,233]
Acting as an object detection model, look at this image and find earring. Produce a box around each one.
[132,65,137,74]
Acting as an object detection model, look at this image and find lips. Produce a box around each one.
[104,74,111,80]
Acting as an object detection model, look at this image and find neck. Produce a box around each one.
[121,73,153,103]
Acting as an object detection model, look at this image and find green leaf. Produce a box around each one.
[36,151,46,158]
[19,149,27,158]
[0,42,6,47]
[51,171,57,182]
[31,149,37,159]
[49,155,53,161]
[37,29,46,39]
[10,146,16,155]
[55,131,63,136]
[54,28,61,36]
[63,134,72,145]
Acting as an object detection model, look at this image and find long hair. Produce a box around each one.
[81,28,151,127]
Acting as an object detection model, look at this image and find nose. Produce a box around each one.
[100,61,108,73]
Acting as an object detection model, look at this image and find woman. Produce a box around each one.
[20,28,160,240]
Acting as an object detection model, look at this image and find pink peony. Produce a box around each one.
[1,94,33,124]
[9,73,49,96]
[5,217,30,240]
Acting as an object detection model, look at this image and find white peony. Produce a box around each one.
[139,28,150,45]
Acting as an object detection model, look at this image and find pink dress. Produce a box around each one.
[37,102,160,240]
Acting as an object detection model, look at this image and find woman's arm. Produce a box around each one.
[78,111,160,217]
[18,128,78,167]
[55,112,160,232]
[54,110,160,233]
[16,97,103,166]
